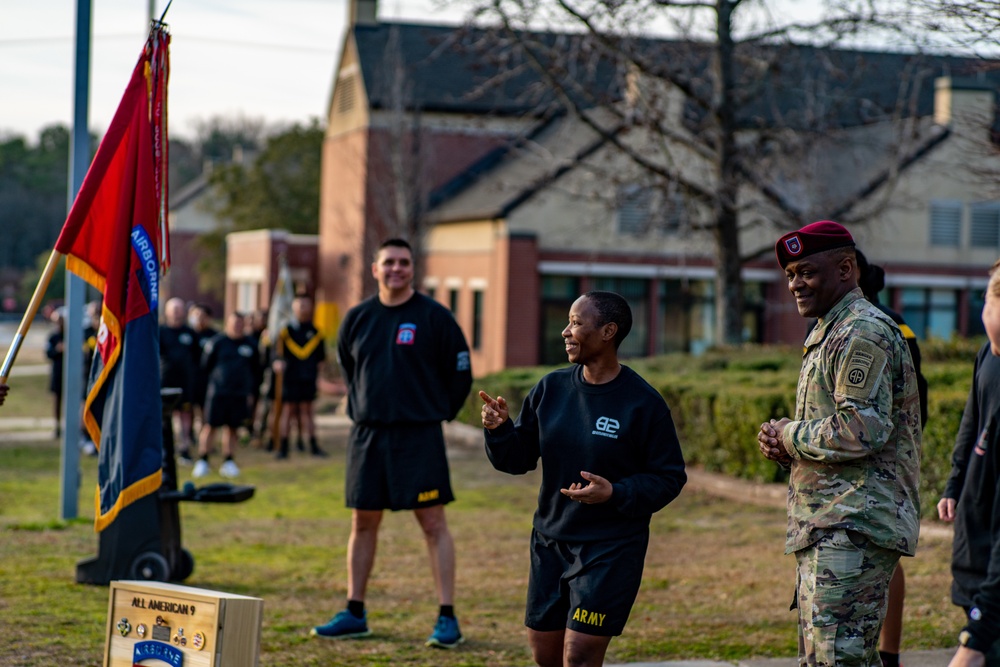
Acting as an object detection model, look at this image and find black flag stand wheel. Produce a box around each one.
[130,551,170,582]
[173,548,195,581]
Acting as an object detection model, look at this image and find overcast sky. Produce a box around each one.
[0,0,466,142]
[2,1,960,144]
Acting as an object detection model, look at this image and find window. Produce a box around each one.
[616,185,652,235]
[968,288,987,337]
[472,290,483,351]
[592,277,648,358]
[901,287,958,340]
[616,184,684,236]
[659,279,714,355]
[539,276,580,365]
[237,282,258,313]
[334,74,356,114]
[929,200,962,247]
[448,288,460,315]
[970,203,1000,248]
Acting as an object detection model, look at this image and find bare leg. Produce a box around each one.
[221,425,237,458]
[279,400,293,438]
[347,509,383,601]
[562,629,613,667]
[528,627,613,667]
[528,629,565,667]
[303,400,316,438]
[879,564,905,654]
[414,505,455,605]
[177,406,194,450]
[197,424,216,457]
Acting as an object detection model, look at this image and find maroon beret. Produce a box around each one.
[775,220,855,268]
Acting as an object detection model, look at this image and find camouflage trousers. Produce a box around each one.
[794,529,900,667]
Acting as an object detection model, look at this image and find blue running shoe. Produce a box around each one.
[425,615,464,649]
[310,610,372,639]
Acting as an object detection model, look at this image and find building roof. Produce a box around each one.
[350,20,1000,224]
[353,21,1000,128]
[353,22,609,115]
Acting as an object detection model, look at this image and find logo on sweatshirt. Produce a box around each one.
[592,417,620,439]
[396,323,416,345]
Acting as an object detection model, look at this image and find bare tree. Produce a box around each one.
[449,0,956,344]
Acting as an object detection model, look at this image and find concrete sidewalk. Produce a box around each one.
[606,649,956,666]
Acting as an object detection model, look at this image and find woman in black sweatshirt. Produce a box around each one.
[480,290,686,667]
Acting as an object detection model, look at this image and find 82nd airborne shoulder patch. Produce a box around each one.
[835,337,887,401]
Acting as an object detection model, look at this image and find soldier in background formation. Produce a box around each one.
[193,311,260,479]
[45,308,65,440]
[159,297,198,463]
[272,295,328,459]
[244,309,268,446]
[187,303,218,449]
[758,221,920,667]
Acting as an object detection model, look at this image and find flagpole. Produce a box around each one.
[0,250,63,382]
[271,336,285,452]
[58,0,94,522]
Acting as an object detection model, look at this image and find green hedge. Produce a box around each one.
[465,345,976,517]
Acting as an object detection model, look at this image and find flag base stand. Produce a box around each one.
[76,389,254,586]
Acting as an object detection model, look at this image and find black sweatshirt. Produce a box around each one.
[159,324,196,391]
[202,334,259,398]
[485,365,686,542]
[946,342,1000,652]
[337,292,472,426]
[280,321,326,383]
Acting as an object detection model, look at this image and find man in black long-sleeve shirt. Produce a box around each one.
[160,297,198,462]
[938,259,1000,666]
[311,238,472,649]
[192,312,258,479]
[480,290,686,667]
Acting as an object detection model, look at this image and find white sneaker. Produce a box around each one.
[192,459,210,478]
[219,459,240,478]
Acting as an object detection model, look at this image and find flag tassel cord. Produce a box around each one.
[0,249,63,382]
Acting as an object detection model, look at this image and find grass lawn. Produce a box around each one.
[0,420,963,667]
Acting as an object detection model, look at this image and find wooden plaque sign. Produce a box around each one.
[104,580,263,667]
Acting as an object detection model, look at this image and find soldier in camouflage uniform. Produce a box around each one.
[757,220,921,667]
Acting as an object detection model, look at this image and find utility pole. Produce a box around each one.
[60,0,92,520]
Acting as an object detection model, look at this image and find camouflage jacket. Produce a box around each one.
[782,288,921,555]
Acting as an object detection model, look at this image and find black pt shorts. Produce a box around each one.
[345,422,455,511]
[279,378,317,404]
[525,528,649,636]
[204,393,250,428]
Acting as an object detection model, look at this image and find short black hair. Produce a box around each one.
[375,238,413,260]
[583,290,632,349]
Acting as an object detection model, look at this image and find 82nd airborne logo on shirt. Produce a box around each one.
[396,323,416,345]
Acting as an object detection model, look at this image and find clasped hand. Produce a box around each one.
[757,418,791,464]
